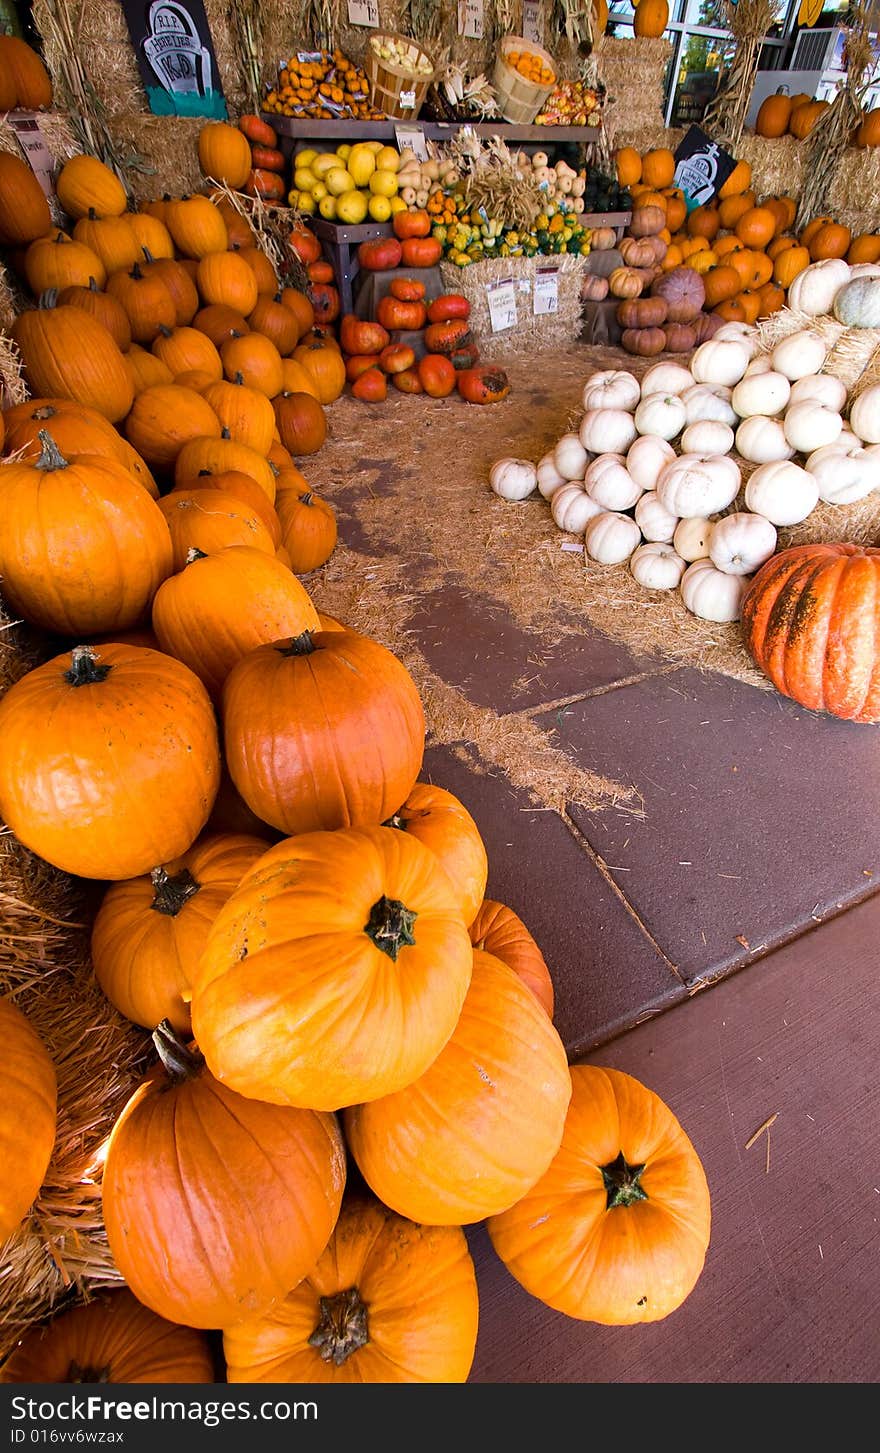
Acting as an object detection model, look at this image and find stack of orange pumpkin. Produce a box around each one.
[753,90,880,147]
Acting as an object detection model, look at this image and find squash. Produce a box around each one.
[487,1065,711,1325]
[630,541,686,590]
[579,408,638,456]
[583,510,641,565]
[786,257,850,316]
[741,543,880,722]
[783,399,842,453]
[640,360,694,396]
[197,121,252,188]
[673,516,713,563]
[708,511,777,576]
[634,490,678,544]
[273,481,337,573]
[808,221,851,261]
[848,383,880,443]
[755,93,793,137]
[788,373,847,411]
[633,391,687,441]
[384,782,488,929]
[744,460,819,525]
[833,275,880,327]
[489,456,538,501]
[620,325,667,357]
[735,415,795,463]
[656,453,741,517]
[581,369,640,413]
[689,336,751,386]
[223,1193,478,1384]
[681,557,749,621]
[55,155,128,220]
[626,433,675,490]
[679,419,734,456]
[553,432,590,481]
[585,453,642,511]
[805,441,880,504]
[730,370,791,417]
[682,382,737,426]
[616,295,667,329]
[536,452,567,500]
[551,483,603,535]
[469,898,554,1019]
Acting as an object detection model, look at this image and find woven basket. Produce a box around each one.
[363,32,436,120]
[492,35,557,126]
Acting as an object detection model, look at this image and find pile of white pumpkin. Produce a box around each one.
[489,264,880,624]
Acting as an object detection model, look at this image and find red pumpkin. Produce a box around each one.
[400,236,442,268]
[456,366,511,404]
[391,367,423,394]
[426,293,471,323]
[352,367,388,401]
[309,282,341,324]
[392,209,432,239]
[357,237,403,271]
[376,295,427,331]
[339,313,390,356]
[389,276,426,301]
[417,353,456,397]
[424,318,473,355]
[378,343,416,374]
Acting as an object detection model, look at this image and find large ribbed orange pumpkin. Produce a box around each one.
[469,898,555,1018]
[124,383,221,471]
[344,949,571,1224]
[174,429,276,499]
[151,543,320,699]
[0,996,57,1243]
[157,487,276,569]
[223,1194,479,1384]
[0,643,221,880]
[755,93,792,137]
[201,373,276,453]
[741,543,880,723]
[220,628,425,839]
[0,1288,215,1384]
[488,1065,712,1325]
[11,300,134,422]
[101,1021,346,1328]
[191,825,472,1110]
[91,832,269,1035]
[385,781,488,928]
[0,152,52,246]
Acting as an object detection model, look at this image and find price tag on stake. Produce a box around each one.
[394,124,429,160]
[522,0,543,43]
[458,0,484,39]
[487,277,517,332]
[533,267,559,315]
[399,88,417,109]
[347,0,379,26]
[7,113,56,199]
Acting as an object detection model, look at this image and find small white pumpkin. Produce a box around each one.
[734,415,795,464]
[584,510,642,565]
[553,432,590,481]
[787,373,847,412]
[743,460,819,526]
[786,257,850,317]
[847,263,880,281]
[806,442,880,504]
[849,384,880,444]
[832,275,880,328]
[783,398,843,454]
[633,391,688,441]
[584,454,643,511]
[680,558,750,622]
[581,369,641,413]
[626,433,676,490]
[630,542,686,591]
[489,457,538,501]
[656,453,741,518]
[536,452,568,500]
[709,511,777,576]
[771,328,829,382]
[579,407,639,456]
[743,354,775,377]
[681,383,737,427]
[673,515,713,563]
[711,320,760,356]
[551,483,604,534]
[639,361,694,398]
[730,370,791,419]
[680,419,734,456]
[690,337,751,388]
[634,490,678,543]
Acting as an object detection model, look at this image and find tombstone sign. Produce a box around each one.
[673,126,736,210]
[121,0,227,118]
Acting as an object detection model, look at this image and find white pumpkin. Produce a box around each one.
[536,452,568,500]
[489,457,538,501]
[680,419,734,456]
[629,542,686,591]
[553,432,590,481]
[832,275,880,328]
[579,407,638,456]
[743,354,774,377]
[680,558,750,623]
[690,337,751,387]
[849,384,880,444]
[730,371,791,419]
[734,415,795,464]
[786,257,850,317]
[787,373,847,412]
[711,321,760,356]
[681,383,738,427]
[806,442,880,504]
[770,329,829,382]
[639,361,695,397]
[626,433,676,490]
[673,515,713,563]
[584,454,642,511]
[634,490,678,543]
[633,391,688,441]
[743,460,819,526]
[782,398,842,454]
[708,511,777,576]
[847,263,880,281]
[656,453,741,518]
[581,369,641,413]
[584,511,642,565]
[551,483,604,534]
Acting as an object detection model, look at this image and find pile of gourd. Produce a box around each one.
[490,260,880,625]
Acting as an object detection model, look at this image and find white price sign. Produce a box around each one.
[533,267,559,315]
[458,0,484,39]
[486,277,518,332]
[7,113,56,199]
[522,0,543,44]
[347,0,379,26]
[395,124,429,160]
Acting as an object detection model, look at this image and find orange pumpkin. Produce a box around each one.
[640,148,675,189]
[273,481,338,573]
[855,107,880,146]
[385,781,488,929]
[701,263,742,307]
[755,93,792,138]
[0,996,56,1244]
[291,338,347,403]
[272,390,328,456]
[157,488,276,569]
[799,214,834,249]
[615,147,642,187]
[633,0,669,39]
[847,233,880,264]
[729,248,773,290]
[734,205,777,250]
[663,188,687,232]
[756,280,785,316]
[808,222,851,260]
[718,159,752,198]
[469,898,554,1019]
[718,193,754,231]
[789,99,829,139]
[773,243,811,288]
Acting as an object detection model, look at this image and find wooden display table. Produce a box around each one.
[309,216,396,317]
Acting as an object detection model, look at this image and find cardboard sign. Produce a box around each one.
[522,0,543,44]
[673,126,736,209]
[458,0,484,39]
[533,267,559,316]
[6,113,56,199]
[347,0,379,25]
[486,277,517,332]
[394,124,429,160]
[120,0,226,118]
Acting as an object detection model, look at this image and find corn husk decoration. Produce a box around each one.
[447,131,546,232]
[795,2,880,230]
[701,0,783,152]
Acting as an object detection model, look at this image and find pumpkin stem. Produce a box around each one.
[185,547,209,564]
[277,631,317,657]
[299,491,314,507]
[158,323,173,338]
[88,276,100,293]
[129,261,144,280]
[364,895,417,961]
[233,370,245,386]
[141,246,155,264]
[67,1363,110,1384]
[220,427,232,439]
[152,1018,204,1082]
[64,646,111,687]
[87,207,99,220]
[37,289,59,310]
[35,429,69,473]
[307,1288,369,1366]
[150,866,201,917]
[32,405,59,421]
[600,1151,648,1209]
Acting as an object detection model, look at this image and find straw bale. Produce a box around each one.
[439,252,587,355]
[0,271,17,335]
[737,134,805,202]
[0,331,27,407]
[595,37,673,150]
[106,115,204,203]
[0,110,80,229]
[756,305,880,397]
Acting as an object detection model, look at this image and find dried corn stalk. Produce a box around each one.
[796,4,879,229]
[449,132,545,230]
[702,0,782,152]
[231,0,265,113]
